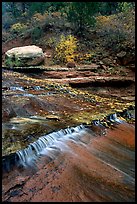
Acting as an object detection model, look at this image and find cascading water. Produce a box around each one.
[108,113,124,123]
[16,124,86,167]
[10,86,25,91]
[2,112,128,172]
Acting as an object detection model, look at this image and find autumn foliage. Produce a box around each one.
[54,35,78,64]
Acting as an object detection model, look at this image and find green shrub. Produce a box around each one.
[31,26,43,42]
[118,2,134,13]
[96,11,135,52]
[5,57,21,67]
[2,31,11,42]
[46,37,57,48]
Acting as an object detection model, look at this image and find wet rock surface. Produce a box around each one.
[2,64,135,202]
[2,123,135,202]
[2,67,135,155]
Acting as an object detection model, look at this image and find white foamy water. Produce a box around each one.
[16,124,86,166]
[10,86,25,91]
[16,113,124,167]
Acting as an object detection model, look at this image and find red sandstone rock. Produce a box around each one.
[2,123,135,202]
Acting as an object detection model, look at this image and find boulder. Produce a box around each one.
[116,51,135,66]
[101,57,114,67]
[5,45,44,67]
[117,51,127,58]
[66,61,76,68]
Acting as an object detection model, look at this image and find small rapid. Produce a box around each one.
[16,124,86,167]
[16,110,134,169]
[2,110,134,173]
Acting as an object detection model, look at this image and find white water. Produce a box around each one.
[16,124,86,167]
[109,113,123,123]
[10,86,25,91]
[16,113,124,167]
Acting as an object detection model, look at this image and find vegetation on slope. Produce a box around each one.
[2,2,135,67]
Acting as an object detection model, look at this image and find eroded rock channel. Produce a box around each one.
[2,67,135,202]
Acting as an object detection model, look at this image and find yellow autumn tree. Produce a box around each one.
[54,34,78,64]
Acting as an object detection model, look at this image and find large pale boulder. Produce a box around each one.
[5,45,44,67]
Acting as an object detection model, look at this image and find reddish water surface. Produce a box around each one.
[2,122,135,202]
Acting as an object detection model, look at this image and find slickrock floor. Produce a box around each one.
[2,122,135,202]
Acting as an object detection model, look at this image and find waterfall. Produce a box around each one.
[16,124,85,167]
[3,111,131,172]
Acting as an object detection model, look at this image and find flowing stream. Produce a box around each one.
[2,70,135,202]
[16,124,85,167]
[2,112,130,172]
